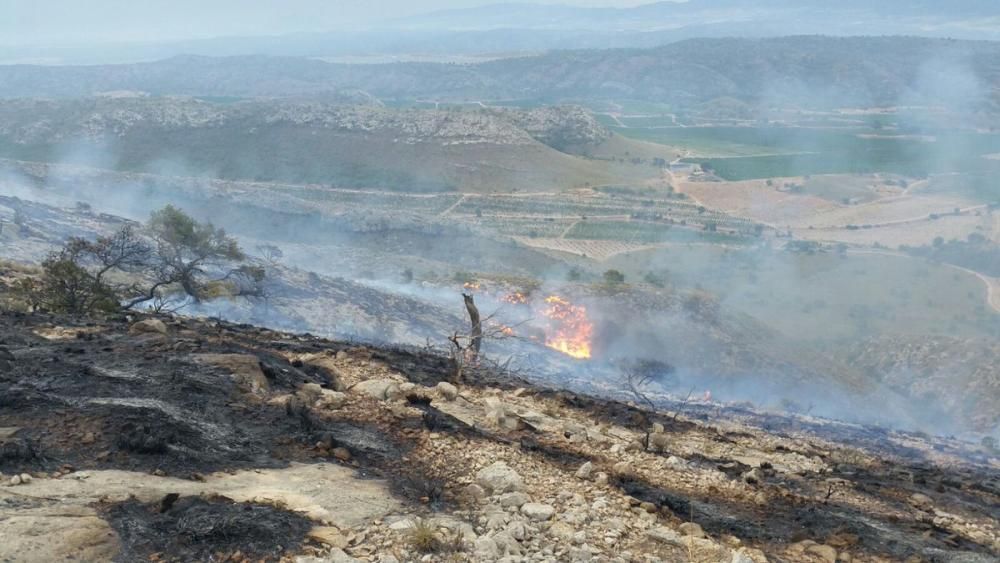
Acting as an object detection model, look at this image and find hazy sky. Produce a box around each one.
[0,0,655,45]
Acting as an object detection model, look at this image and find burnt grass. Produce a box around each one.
[103,495,312,563]
[0,311,407,478]
[2,309,999,561]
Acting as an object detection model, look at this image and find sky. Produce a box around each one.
[0,0,657,45]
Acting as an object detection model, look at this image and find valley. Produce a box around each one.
[1,28,999,563]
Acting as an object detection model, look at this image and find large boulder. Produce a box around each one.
[520,503,555,521]
[476,461,524,494]
[351,379,401,401]
[297,383,348,409]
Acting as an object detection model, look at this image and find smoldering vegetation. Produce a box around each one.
[0,33,998,445]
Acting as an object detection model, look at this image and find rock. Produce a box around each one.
[594,472,609,485]
[576,461,594,480]
[520,503,555,521]
[435,381,458,401]
[81,432,96,445]
[648,526,694,548]
[332,447,352,462]
[505,520,529,541]
[388,518,415,531]
[640,502,657,513]
[908,493,934,512]
[484,511,508,530]
[679,522,706,538]
[492,531,522,556]
[129,319,167,335]
[316,390,348,409]
[9,475,21,486]
[806,544,838,563]
[307,526,349,548]
[298,383,325,403]
[474,537,500,558]
[476,462,524,494]
[743,468,764,485]
[464,483,487,501]
[327,549,362,563]
[19,473,31,484]
[484,399,524,431]
[549,521,576,541]
[352,379,401,401]
[499,491,530,508]
[651,423,665,433]
[666,455,688,469]
[194,353,269,395]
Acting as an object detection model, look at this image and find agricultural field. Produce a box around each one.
[611,123,1000,180]
[268,186,463,214]
[564,219,749,245]
[510,237,658,260]
[796,213,993,248]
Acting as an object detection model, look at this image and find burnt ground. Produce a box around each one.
[0,311,405,479]
[103,495,313,563]
[0,309,998,562]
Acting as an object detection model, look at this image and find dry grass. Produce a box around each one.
[407,519,442,553]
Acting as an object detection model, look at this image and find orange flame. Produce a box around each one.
[502,291,529,305]
[463,281,481,291]
[541,295,593,359]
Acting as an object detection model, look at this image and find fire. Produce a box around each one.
[463,281,481,291]
[502,291,528,305]
[541,295,593,359]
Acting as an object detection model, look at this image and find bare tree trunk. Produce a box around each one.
[463,293,482,358]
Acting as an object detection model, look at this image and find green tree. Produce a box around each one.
[34,225,151,315]
[145,205,245,302]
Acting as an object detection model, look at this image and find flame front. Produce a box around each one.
[541,295,593,359]
[502,291,528,305]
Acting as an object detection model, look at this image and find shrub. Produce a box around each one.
[602,269,626,285]
[407,519,442,553]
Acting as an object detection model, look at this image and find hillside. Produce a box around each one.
[0,306,997,562]
[848,336,1000,432]
[2,37,1000,114]
[0,98,644,193]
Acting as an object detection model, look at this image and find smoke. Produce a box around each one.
[1,44,999,442]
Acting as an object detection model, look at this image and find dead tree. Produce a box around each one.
[622,359,675,451]
[463,292,482,358]
[447,294,525,384]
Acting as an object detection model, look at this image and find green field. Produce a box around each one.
[618,116,679,128]
[612,125,1000,180]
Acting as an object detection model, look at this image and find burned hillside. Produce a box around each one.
[0,308,998,562]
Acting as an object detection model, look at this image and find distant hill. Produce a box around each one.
[0,98,644,192]
[401,0,1000,31]
[2,37,999,114]
[2,0,998,66]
